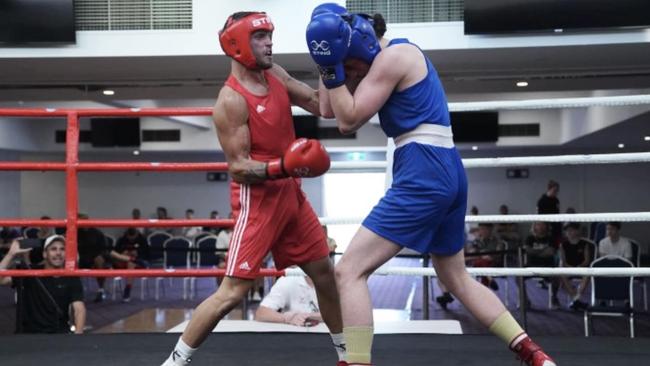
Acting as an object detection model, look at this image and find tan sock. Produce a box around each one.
[488,311,526,348]
[344,326,374,364]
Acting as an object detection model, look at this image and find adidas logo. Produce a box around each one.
[239,261,251,271]
[172,350,191,363]
[256,104,266,113]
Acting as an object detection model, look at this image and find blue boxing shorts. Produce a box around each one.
[362,142,467,255]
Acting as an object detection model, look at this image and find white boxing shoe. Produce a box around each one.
[161,350,191,366]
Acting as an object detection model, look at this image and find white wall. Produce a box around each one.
[498,109,562,146]
[0,118,42,151]
[557,89,650,144]
[0,151,21,218]
[465,162,650,252]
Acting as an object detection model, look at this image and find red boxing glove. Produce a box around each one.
[266,138,331,179]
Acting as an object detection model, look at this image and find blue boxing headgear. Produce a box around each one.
[311,2,349,18]
[345,13,380,65]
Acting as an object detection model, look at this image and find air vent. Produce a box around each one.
[499,124,540,137]
[56,130,92,143]
[347,0,464,23]
[142,129,181,142]
[75,0,192,31]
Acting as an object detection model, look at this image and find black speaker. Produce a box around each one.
[91,118,141,147]
[450,112,499,142]
[207,172,229,182]
[293,115,319,139]
[506,168,529,179]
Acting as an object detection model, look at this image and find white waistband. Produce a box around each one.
[394,124,455,148]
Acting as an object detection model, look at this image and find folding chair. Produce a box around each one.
[156,236,192,300]
[148,231,172,299]
[189,235,220,299]
[584,255,635,338]
[630,240,647,311]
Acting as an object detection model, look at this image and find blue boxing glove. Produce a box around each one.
[311,2,349,18]
[306,12,351,89]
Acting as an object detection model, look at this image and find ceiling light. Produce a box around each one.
[516,81,528,87]
[471,146,478,151]
[645,136,650,141]
[102,89,115,96]
[618,143,625,149]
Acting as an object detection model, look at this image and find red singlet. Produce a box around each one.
[223,71,328,279]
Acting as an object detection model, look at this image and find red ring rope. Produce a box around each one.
[0,107,239,276]
[0,268,285,278]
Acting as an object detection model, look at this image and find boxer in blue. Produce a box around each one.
[306,4,556,366]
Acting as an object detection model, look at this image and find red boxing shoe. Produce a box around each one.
[512,337,557,366]
[337,362,348,366]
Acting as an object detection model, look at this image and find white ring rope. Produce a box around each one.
[463,212,650,223]
[319,212,650,226]
[462,152,650,168]
[286,266,650,278]
[329,152,650,172]
[448,94,650,112]
[294,94,650,115]
[319,97,650,279]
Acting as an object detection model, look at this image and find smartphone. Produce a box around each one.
[18,238,44,249]
[304,320,319,327]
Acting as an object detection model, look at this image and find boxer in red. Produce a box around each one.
[161,11,346,366]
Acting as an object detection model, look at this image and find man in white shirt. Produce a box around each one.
[254,275,322,326]
[598,222,634,262]
[181,209,203,239]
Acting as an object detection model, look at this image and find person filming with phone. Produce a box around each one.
[0,235,86,334]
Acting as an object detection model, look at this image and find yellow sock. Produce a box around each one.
[488,311,526,348]
[344,326,374,364]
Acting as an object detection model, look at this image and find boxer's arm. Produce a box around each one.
[329,47,406,134]
[319,78,361,119]
[270,64,320,116]
[213,87,268,184]
[318,80,335,119]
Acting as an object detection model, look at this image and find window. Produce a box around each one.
[324,172,386,253]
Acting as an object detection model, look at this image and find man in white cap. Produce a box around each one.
[0,235,86,334]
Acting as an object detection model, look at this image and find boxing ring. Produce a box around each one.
[1,333,649,365]
[1,94,650,365]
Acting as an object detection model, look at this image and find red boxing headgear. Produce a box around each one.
[219,12,275,69]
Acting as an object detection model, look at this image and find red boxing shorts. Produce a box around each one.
[226,179,329,279]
